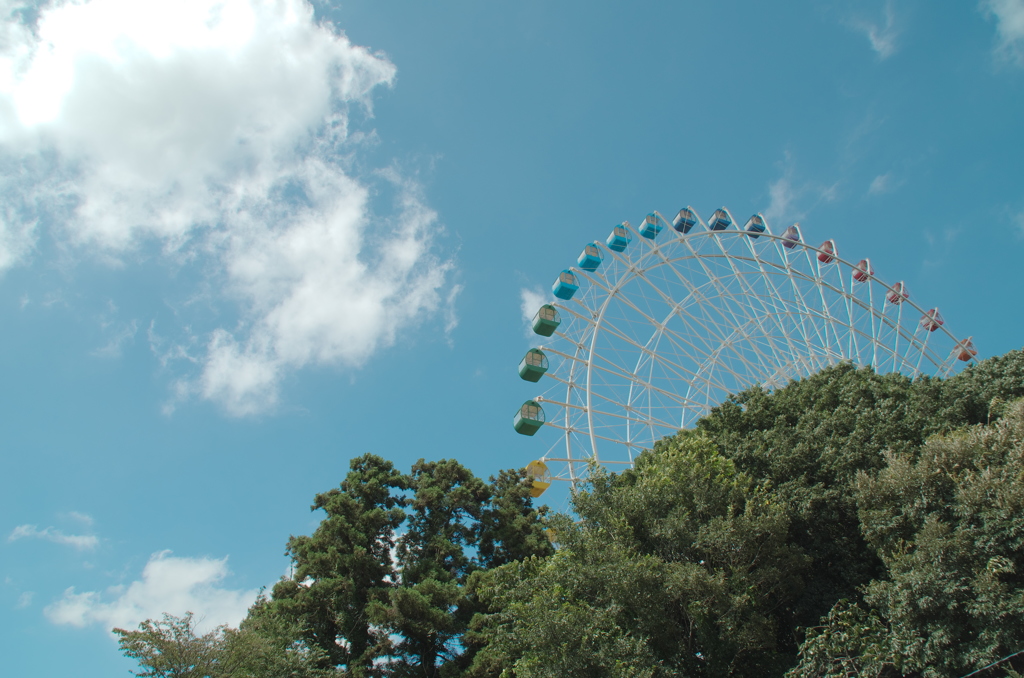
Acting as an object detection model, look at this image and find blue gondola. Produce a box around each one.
[513,400,546,436]
[744,213,767,238]
[577,242,603,271]
[552,269,579,300]
[672,206,701,233]
[639,212,666,239]
[781,224,801,249]
[708,208,733,231]
[606,223,632,252]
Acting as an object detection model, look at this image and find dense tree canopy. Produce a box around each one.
[118,350,1024,678]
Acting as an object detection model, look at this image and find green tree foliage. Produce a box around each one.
[370,458,490,676]
[220,598,333,678]
[115,613,225,678]
[695,364,932,627]
[694,354,1024,633]
[115,606,330,678]
[927,348,1024,429]
[269,456,551,677]
[469,435,808,677]
[270,454,408,675]
[789,403,1024,677]
[117,350,1024,678]
[471,351,1024,678]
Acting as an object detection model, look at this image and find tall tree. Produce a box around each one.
[370,459,490,677]
[270,453,408,675]
[477,467,553,570]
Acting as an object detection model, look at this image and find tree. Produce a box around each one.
[219,597,332,678]
[114,613,225,678]
[264,457,551,677]
[695,363,932,630]
[469,434,808,677]
[477,468,553,570]
[270,453,408,675]
[369,459,490,677]
[855,400,1024,676]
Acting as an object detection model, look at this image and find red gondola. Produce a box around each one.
[886,282,908,304]
[920,308,944,332]
[956,337,977,362]
[817,240,836,264]
[853,259,872,283]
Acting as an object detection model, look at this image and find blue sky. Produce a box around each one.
[0,0,1022,675]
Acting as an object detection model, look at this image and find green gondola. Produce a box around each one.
[513,400,546,436]
[518,348,548,382]
[532,304,561,336]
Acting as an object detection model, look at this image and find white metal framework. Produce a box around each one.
[528,211,977,482]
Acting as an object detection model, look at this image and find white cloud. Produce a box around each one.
[763,176,797,225]
[45,550,257,633]
[849,0,899,60]
[93,318,139,358]
[869,173,893,194]
[0,0,455,415]
[8,524,99,550]
[762,155,839,227]
[984,0,1024,65]
[16,591,33,608]
[520,287,548,336]
[64,511,95,527]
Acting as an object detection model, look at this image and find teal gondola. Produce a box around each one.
[532,304,561,336]
[518,349,549,382]
[744,213,767,238]
[673,207,701,233]
[639,212,666,239]
[514,400,546,436]
[552,270,579,300]
[606,223,632,252]
[708,208,733,231]
[577,242,603,271]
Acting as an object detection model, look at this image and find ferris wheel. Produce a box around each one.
[513,206,978,487]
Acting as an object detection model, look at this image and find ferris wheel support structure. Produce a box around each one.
[514,208,977,485]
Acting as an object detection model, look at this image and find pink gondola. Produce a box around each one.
[886,282,908,305]
[817,240,836,264]
[853,259,873,283]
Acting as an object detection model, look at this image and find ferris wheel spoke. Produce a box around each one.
[694,237,816,383]
[541,348,713,410]
[560,279,750,393]
[537,397,684,431]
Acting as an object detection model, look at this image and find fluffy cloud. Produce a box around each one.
[0,0,454,414]
[519,287,548,337]
[984,0,1024,65]
[8,524,99,550]
[45,550,257,633]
